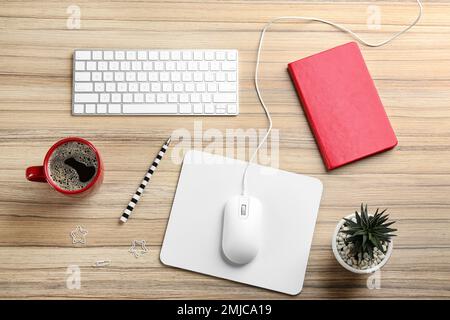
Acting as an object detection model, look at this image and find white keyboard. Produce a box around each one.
[72,49,239,116]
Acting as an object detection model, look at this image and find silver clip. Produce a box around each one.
[129,240,149,258]
[93,260,111,267]
[70,225,88,245]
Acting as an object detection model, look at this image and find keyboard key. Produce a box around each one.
[160,72,170,82]
[120,61,131,71]
[123,93,133,103]
[191,93,200,102]
[75,61,85,70]
[193,103,203,114]
[216,104,226,114]
[74,93,98,103]
[168,93,178,103]
[145,93,156,103]
[160,51,170,60]
[123,104,178,114]
[185,83,194,92]
[157,93,167,103]
[137,72,147,81]
[204,72,214,81]
[204,51,214,60]
[219,83,237,92]
[143,61,152,70]
[196,83,206,92]
[140,83,150,92]
[114,72,124,81]
[227,50,237,60]
[117,82,127,92]
[228,104,237,114]
[103,72,113,81]
[216,72,225,81]
[182,72,192,81]
[174,83,183,92]
[85,104,96,113]
[148,51,158,60]
[97,104,107,113]
[100,93,110,103]
[129,83,138,92]
[109,61,119,70]
[86,61,96,71]
[216,51,226,60]
[162,83,172,92]
[227,72,237,81]
[92,51,103,60]
[137,51,147,60]
[134,93,144,103]
[193,51,203,60]
[205,104,214,113]
[92,72,102,81]
[179,94,189,103]
[154,61,164,71]
[193,72,203,82]
[180,104,192,114]
[188,61,197,71]
[199,61,208,71]
[202,93,212,102]
[104,51,114,60]
[148,72,158,81]
[210,61,220,71]
[112,93,121,103]
[75,51,91,60]
[108,104,121,113]
[148,72,159,81]
[207,83,217,92]
[171,51,181,60]
[132,61,142,70]
[171,72,181,81]
[177,61,187,71]
[151,83,161,92]
[94,83,104,92]
[166,61,176,71]
[115,51,125,60]
[213,93,236,103]
[126,72,136,81]
[182,51,192,60]
[73,104,84,114]
[126,51,136,60]
[120,61,131,70]
[75,83,93,92]
[106,83,116,92]
[222,61,237,71]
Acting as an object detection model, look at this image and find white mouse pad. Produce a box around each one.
[160,150,323,295]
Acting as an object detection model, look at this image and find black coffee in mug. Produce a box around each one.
[47,141,98,191]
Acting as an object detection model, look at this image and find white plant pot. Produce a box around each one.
[332,214,394,274]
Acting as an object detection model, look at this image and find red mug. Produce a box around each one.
[26,137,103,196]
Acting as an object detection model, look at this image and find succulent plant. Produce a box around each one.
[342,204,397,258]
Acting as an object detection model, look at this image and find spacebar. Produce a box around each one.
[123,104,178,114]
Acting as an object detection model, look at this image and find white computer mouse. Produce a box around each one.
[222,195,263,265]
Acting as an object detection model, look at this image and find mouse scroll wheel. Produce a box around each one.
[240,204,247,216]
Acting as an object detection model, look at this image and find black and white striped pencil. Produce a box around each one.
[119,137,171,223]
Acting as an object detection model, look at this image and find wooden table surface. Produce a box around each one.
[0,0,449,299]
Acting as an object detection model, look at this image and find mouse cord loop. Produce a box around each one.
[241,0,423,196]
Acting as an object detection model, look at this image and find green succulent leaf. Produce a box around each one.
[339,204,396,258]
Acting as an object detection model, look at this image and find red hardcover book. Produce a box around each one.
[288,42,397,170]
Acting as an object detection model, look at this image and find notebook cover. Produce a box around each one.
[288,42,397,170]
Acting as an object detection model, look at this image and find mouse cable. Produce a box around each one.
[241,0,423,196]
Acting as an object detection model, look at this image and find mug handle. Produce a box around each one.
[26,166,47,182]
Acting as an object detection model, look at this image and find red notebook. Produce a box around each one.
[288,42,397,170]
